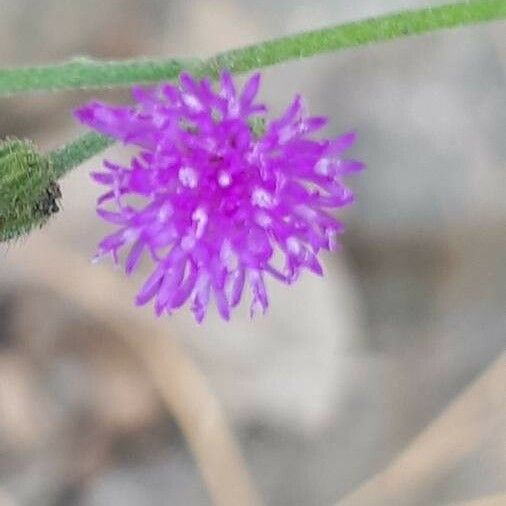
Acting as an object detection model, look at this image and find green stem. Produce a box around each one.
[201,0,506,76]
[0,1,504,96]
[43,0,506,179]
[0,58,198,96]
[50,132,115,179]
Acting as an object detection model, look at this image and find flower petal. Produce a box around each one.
[136,265,165,306]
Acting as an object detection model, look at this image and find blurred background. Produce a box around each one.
[0,1,505,505]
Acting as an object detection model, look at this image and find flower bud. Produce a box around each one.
[0,138,61,242]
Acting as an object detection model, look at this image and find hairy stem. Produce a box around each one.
[44,0,506,179]
[200,0,506,76]
[0,1,504,96]
[50,132,115,179]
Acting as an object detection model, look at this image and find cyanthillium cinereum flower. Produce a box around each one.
[75,72,363,322]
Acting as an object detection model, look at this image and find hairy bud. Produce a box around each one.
[0,138,61,242]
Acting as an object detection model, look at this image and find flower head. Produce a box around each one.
[75,71,363,322]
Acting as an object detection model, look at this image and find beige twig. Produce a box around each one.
[444,493,506,506]
[335,352,506,506]
[6,232,262,506]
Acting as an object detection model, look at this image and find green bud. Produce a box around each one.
[249,117,266,139]
[0,138,61,242]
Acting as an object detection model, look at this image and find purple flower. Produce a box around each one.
[75,72,363,322]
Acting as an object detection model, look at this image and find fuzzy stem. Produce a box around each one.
[0,57,198,96]
[50,132,115,179]
[44,0,506,179]
[0,1,504,96]
[200,0,506,77]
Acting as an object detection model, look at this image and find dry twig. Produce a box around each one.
[6,232,263,506]
[444,494,506,506]
[335,352,505,506]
